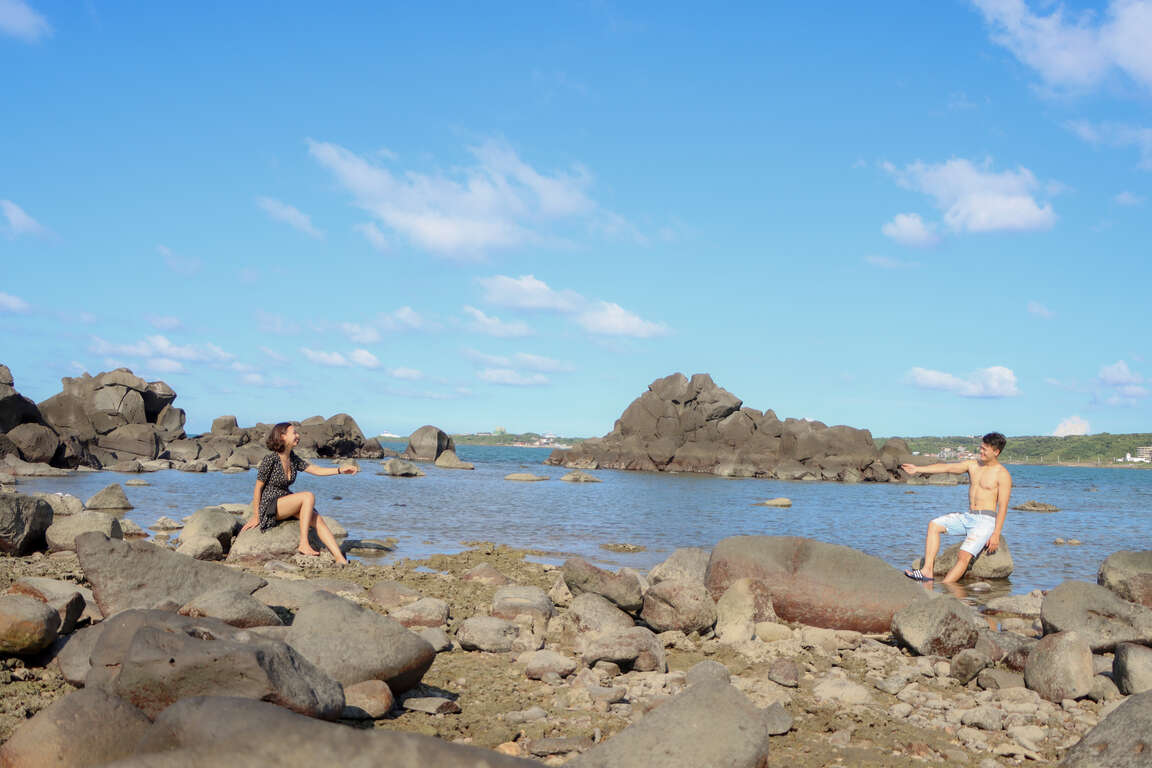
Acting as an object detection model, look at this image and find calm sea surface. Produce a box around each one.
[14,444,1151,599]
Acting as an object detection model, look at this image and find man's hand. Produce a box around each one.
[240,517,258,533]
[900,463,920,475]
[986,533,1000,553]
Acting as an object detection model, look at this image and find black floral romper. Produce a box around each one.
[256,451,311,531]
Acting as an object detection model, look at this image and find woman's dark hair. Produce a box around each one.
[982,432,1007,454]
[266,422,294,452]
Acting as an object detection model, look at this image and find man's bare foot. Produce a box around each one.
[296,546,321,557]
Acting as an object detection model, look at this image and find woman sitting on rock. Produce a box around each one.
[241,422,357,563]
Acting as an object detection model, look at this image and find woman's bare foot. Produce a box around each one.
[296,546,321,557]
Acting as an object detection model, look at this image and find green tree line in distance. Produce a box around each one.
[879,433,1152,463]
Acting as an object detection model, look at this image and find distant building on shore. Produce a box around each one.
[1123,447,1152,463]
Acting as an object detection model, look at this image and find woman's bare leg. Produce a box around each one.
[312,516,348,564]
[275,492,320,556]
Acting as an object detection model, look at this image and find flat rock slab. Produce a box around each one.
[403,696,461,714]
[705,535,925,633]
[0,688,151,768]
[75,532,266,617]
[1059,690,1152,767]
[1041,580,1152,651]
[569,681,769,768]
[754,497,792,507]
[46,511,123,552]
[560,470,601,482]
[505,473,548,481]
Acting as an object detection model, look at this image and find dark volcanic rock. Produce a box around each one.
[546,372,907,482]
[704,535,926,633]
[0,491,53,555]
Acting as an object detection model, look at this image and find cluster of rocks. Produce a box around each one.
[0,364,385,476]
[546,373,918,482]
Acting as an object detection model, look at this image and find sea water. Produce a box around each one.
[13,445,1151,598]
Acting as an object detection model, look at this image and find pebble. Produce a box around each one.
[402,696,461,715]
[505,706,548,724]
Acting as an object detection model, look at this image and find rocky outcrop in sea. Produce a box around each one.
[546,372,914,482]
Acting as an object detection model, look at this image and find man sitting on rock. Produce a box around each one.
[900,432,1012,583]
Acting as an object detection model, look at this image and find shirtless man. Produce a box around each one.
[900,432,1012,583]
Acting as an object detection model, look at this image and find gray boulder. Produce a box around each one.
[227,519,348,563]
[562,558,644,612]
[1059,691,1152,767]
[560,470,601,482]
[31,492,84,517]
[1098,550,1152,609]
[569,682,768,768]
[1114,642,1152,695]
[52,622,104,686]
[7,422,60,464]
[582,626,666,672]
[434,449,474,469]
[640,579,717,633]
[456,615,523,653]
[568,592,636,636]
[891,596,980,657]
[0,491,52,554]
[286,592,435,693]
[85,482,133,510]
[1040,580,1152,651]
[0,594,60,654]
[706,535,924,633]
[1024,630,1094,702]
[388,597,450,628]
[0,688,151,768]
[182,507,241,552]
[176,535,224,561]
[179,588,284,628]
[402,425,455,461]
[380,458,425,477]
[38,392,97,444]
[492,585,553,621]
[87,610,343,720]
[75,532,266,616]
[915,538,1014,579]
[142,380,177,419]
[46,510,123,552]
[8,577,86,635]
[98,423,160,459]
[648,547,711,585]
[714,577,778,643]
[524,649,579,680]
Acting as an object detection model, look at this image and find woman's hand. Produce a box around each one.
[337,465,359,476]
[900,463,920,475]
[240,516,259,533]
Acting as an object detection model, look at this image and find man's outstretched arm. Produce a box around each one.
[900,460,974,475]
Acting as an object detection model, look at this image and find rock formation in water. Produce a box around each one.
[545,372,913,482]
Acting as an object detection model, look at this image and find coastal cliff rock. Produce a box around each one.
[546,372,911,482]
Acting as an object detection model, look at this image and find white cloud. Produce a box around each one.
[1052,415,1090,436]
[355,221,389,252]
[864,255,918,269]
[261,346,288,363]
[147,357,184,373]
[883,157,1056,233]
[1098,360,1142,386]
[0,291,30,312]
[257,197,323,238]
[381,306,426,331]
[149,315,182,330]
[0,0,51,42]
[881,213,940,247]
[908,365,1020,397]
[388,367,423,380]
[308,138,622,257]
[463,306,532,337]
[576,301,667,338]
[1068,121,1152,170]
[513,352,574,372]
[972,0,1152,93]
[231,361,255,373]
[1,199,47,237]
[300,348,349,367]
[478,368,549,386]
[1115,190,1146,205]
[1027,300,1054,318]
[90,335,233,363]
[340,322,381,344]
[157,245,202,276]
[477,274,585,311]
[350,349,379,368]
[464,348,510,367]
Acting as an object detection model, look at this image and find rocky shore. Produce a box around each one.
[2,484,1152,767]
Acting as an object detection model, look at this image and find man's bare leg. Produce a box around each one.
[940,550,972,584]
[909,521,946,579]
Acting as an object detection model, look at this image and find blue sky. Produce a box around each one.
[2,1,1149,439]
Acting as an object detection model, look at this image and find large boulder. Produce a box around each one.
[38,392,97,444]
[1114,642,1152,695]
[1023,630,1094,702]
[1040,580,1152,651]
[433,449,474,469]
[7,577,87,635]
[179,588,284,629]
[567,593,636,636]
[285,592,435,693]
[6,422,60,464]
[403,425,455,461]
[648,547,711,585]
[569,681,769,768]
[296,413,383,458]
[0,594,60,654]
[85,483,133,510]
[562,558,644,612]
[0,372,43,433]
[46,510,123,552]
[142,380,177,420]
[582,626,666,672]
[1059,690,1152,768]
[916,538,1015,579]
[86,610,343,720]
[705,536,925,633]
[97,423,160,460]
[1098,550,1152,609]
[75,532,266,616]
[0,688,151,768]
[380,458,425,477]
[640,580,717,633]
[491,585,553,621]
[181,507,241,553]
[154,404,186,440]
[227,519,347,563]
[0,492,52,554]
[891,596,980,657]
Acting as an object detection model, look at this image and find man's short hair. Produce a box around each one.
[982,432,1007,454]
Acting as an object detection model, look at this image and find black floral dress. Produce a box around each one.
[256,451,311,531]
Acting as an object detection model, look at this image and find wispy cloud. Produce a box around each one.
[971,0,1152,94]
[149,315,182,330]
[908,365,1020,398]
[463,306,533,337]
[1115,190,1146,206]
[1,199,48,237]
[300,348,348,367]
[1068,121,1152,170]
[257,197,323,238]
[388,367,423,380]
[90,335,233,363]
[0,0,51,43]
[340,322,381,344]
[881,213,940,247]
[1098,359,1143,386]
[1027,300,1054,318]
[157,245,202,276]
[883,157,1056,234]
[261,346,289,363]
[309,138,636,258]
[1095,360,1148,405]
[464,348,574,373]
[349,349,379,368]
[256,311,300,335]
[864,255,919,269]
[478,368,550,386]
[355,221,389,252]
[576,301,667,338]
[477,274,584,311]
[1052,415,1090,436]
[0,291,30,312]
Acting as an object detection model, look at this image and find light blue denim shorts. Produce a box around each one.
[932,511,996,556]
